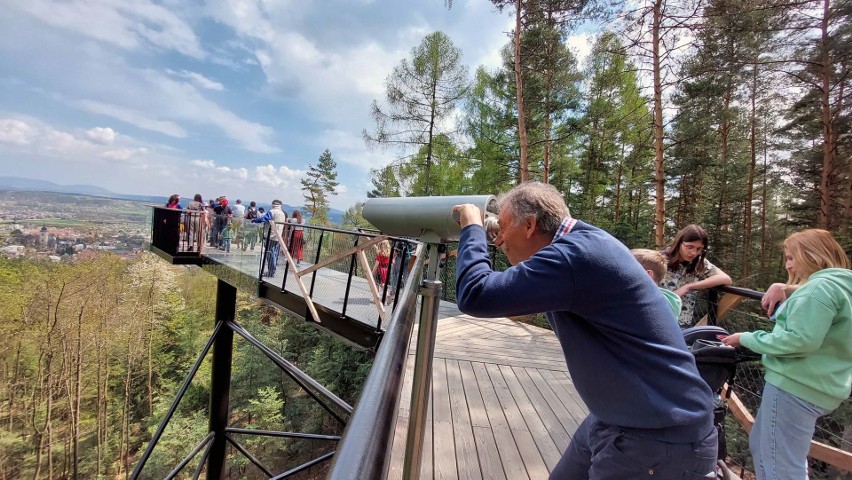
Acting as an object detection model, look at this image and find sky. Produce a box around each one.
[0,0,592,210]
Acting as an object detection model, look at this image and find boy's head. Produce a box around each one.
[631,248,667,284]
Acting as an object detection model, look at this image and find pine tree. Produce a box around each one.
[364,31,469,196]
[301,150,339,225]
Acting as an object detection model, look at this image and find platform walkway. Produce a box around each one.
[205,249,389,328]
[386,303,587,480]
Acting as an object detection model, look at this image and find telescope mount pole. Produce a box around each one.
[403,241,444,479]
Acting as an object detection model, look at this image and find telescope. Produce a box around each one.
[362,195,499,243]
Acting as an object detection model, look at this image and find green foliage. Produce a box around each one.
[0,252,373,479]
[301,149,339,225]
[342,202,372,230]
[365,31,469,195]
[366,164,401,198]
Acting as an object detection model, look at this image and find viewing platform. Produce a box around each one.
[141,206,850,480]
[388,304,583,479]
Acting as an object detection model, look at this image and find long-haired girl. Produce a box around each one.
[660,224,732,327]
[723,229,851,480]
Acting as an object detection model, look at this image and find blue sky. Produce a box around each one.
[0,0,592,210]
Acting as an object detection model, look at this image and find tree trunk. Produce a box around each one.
[760,112,769,283]
[818,0,833,229]
[514,0,530,182]
[9,341,21,432]
[96,337,104,477]
[743,67,758,286]
[71,307,83,480]
[426,67,438,195]
[614,160,624,223]
[718,87,732,236]
[652,0,666,247]
[121,344,134,478]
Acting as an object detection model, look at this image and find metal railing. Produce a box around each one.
[130,280,354,479]
[142,207,436,479]
[148,206,418,338]
[327,245,426,479]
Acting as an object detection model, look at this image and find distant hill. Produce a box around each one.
[0,176,165,203]
[0,176,346,224]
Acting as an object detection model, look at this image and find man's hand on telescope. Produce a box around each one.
[453,204,483,228]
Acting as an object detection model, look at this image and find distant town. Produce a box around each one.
[0,190,150,261]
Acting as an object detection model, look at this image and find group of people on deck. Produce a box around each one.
[164,194,305,265]
[167,185,850,480]
[453,182,850,480]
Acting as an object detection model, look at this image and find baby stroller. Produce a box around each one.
[683,326,760,480]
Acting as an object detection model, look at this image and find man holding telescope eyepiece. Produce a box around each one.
[452,182,717,480]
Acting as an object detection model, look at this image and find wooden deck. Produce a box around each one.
[386,303,587,480]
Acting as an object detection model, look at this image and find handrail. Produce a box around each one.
[326,244,427,479]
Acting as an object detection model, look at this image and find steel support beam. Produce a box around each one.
[207,280,236,480]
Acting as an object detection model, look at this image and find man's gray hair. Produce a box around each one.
[497,182,570,236]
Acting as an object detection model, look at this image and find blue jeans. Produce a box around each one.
[552,414,717,479]
[265,243,279,276]
[750,382,832,480]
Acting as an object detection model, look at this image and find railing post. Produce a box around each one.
[708,288,719,326]
[207,280,236,480]
[403,243,442,479]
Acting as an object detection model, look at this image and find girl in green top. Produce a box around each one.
[724,229,851,480]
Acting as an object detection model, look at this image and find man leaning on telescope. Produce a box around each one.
[452,182,717,480]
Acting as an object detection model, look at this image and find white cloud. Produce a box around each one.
[254,164,304,189]
[143,72,279,153]
[0,119,39,145]
[191,159,216,168]
[73,99,188,138]
[170,69,225,91]
[0,116,141,162]
[85,127,116,145]
[9,0,204,58]
[101,147,148,161]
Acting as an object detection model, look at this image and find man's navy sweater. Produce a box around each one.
[456,220,714,442]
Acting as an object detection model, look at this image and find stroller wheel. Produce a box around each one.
[716,460,741,480]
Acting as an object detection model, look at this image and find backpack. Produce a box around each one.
[245,207,258,219]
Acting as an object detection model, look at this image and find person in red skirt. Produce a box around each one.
[372,240,391,287]
[288,210,305,265]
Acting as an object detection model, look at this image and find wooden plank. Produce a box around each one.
[486,363,550,479]
[499,365,564,472]
[446,360,482,480]
[471,362,529,480]
[387,354,416,480]
[543,370,589,417]
[513,367,574,448]
[438,337,566,357]
[459,361,489,428]
[432,358,458,479]
[388,315,593,479]
[472,426,507,480]
[431,349,564,367]
[431,351,569,371]
[527,369,587,426]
